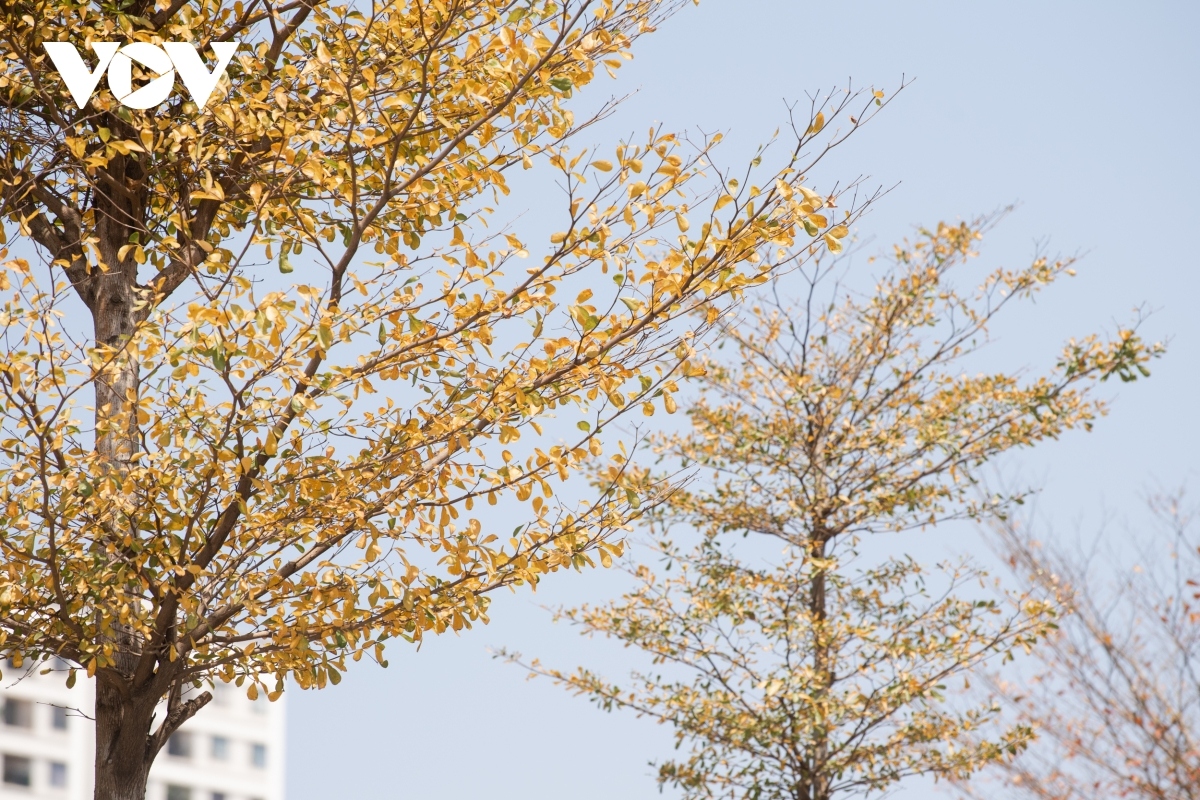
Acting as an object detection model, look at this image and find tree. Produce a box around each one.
[961,492,1200,800]
[510,216,1163,800]
[0,2,885,798]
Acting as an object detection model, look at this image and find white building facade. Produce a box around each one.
[0,661,284,800]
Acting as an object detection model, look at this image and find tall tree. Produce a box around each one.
[0,2,883,797]
[961,492,1200,800]
[512,217,1162,800]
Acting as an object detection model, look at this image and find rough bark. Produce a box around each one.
[90,151,145,466]
[88,151,156,800]
[93,671,212,800]
[94,680,156,800]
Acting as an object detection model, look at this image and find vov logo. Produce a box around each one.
[42,41,240,110]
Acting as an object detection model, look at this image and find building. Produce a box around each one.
[0,659,284,800]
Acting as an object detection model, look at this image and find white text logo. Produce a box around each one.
[42,41,240,110]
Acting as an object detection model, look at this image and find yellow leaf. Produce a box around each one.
[0,7,909,752]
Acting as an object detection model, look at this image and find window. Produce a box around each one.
[210,793,226,800]
[250,743,267,768]
[251,694,268,715]
[2,755,32,787]
[212,682,233,708]
[165,785,192,800]
[51,706,68,730]
[210,736,228,761]
[49,761,67,788]
[2,698,32,728]
[167,731,193,759]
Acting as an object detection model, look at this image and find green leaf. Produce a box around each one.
[278,240,293,273]
[550,77,573,92]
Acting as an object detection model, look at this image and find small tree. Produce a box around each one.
[962,492,1200,800]
[0,1,884,798]
[512,217,1162,800]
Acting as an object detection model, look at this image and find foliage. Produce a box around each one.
[511,216,1163,800]
[0,0,886,796]
[963,493,1200,800]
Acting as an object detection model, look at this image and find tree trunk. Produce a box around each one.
[90,273,153,799]
[90,183,151,799]
[808,533,831,800]
[93,681,156,800]
[92,195,143,468]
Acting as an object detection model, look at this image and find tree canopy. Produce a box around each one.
[514,217,1162,800]
[965,492,1200,800]
[0,1,885,797]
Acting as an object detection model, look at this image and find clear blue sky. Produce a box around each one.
[286,3,1200,797]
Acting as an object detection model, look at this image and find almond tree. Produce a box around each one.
[0,1,884,798]
[513,217,1162,800]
